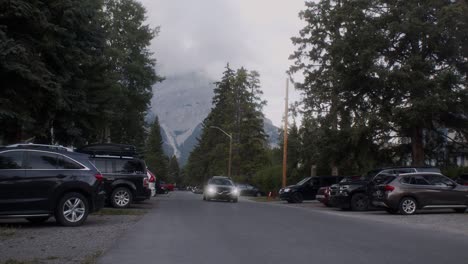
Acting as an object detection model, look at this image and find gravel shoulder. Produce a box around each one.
[0,198,158,264]
[246,197,468,236]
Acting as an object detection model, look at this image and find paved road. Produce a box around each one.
[99,192,468,264]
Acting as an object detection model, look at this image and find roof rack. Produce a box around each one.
[76,143,137,157]
[5,143,73,152]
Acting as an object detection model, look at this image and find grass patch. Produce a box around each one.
[0,226,17,238]
[81,250,103,264]
[249,197,279,202]
[93,208,147,216]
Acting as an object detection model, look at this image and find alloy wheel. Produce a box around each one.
[401,199,416,214]
[63,197,86,223]
[114,190,130,207]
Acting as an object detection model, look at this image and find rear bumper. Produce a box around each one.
[135,188,151,201]
[92,191,106,212]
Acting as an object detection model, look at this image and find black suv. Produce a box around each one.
[279,176,344,203]
[77,144,151,208]
[331,167,441,211]
[0,144,106,226]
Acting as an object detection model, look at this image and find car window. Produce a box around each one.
[410,176,430,185]
[57,156,84,170]
[373,175,396,184]
[423,174,454,187]
[92,159,109,173]
[27,152,59,169]
[296,177,311,185]
[0,151,23,169]
[114,159,145,174]
[311,178,319,186]
[209,178,233,186]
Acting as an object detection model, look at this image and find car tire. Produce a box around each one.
[55,192,89,227]
[232,198,238,203]
[454,208,466,213]
[287,199,294,203]
[350,193,369,211]
[26,216,50,224]
[256,192,262,197]
[399,197,417,215]
[292,192,303,203]
[111,187,133,208]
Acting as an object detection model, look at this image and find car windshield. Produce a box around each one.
[209,178,233,186]
[296,177,311,186]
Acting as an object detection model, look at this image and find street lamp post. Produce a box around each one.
[210,126,233,178]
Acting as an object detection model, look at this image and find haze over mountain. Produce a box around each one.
[149,72,279,165]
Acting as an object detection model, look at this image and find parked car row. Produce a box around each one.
[0,143,154,227]
[281,166,468,215]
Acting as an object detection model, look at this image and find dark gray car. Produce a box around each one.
[372,172,468,215]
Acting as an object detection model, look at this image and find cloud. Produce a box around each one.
[139,0,306,126]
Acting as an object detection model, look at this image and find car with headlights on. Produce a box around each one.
[203,176,239,202]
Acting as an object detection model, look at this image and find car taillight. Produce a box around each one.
[95,173,104,182]
[143,178,149,187]
[384,185,395,192]
[149,175,155,183]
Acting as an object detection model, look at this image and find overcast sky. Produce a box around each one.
[139,0,306,127]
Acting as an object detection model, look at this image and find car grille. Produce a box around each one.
[216,186,232,194]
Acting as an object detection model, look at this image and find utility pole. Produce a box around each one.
[282,78,289,188]
[210,126,233,178]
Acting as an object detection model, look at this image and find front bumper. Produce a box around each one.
[279,191,293,200]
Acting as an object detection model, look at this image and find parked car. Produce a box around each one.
[331,167,441,211]
[456,173,468,186]
[161,182,174,192]
[0,144,106,226]
[316,186,332,207]
[279,176,344,203]
[77,144,151,208]
[203,176,239,202]
[236,183,264,197]
[147,169,156,197]
[192,185,203,194]
[372,172,468,215]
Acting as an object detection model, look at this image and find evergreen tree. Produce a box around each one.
[186,64,269,184]
[145,116,168,180]
[102,0,163,148]
[167,155,181,185]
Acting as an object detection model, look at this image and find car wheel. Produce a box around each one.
[256,192,262,197]
[287,199,294,203]
[350,193,369,211]
[111,187,133,208]
[55,192,89,227]
[26,216,50,224]
[232,198,238,203]
[292,192,303,203]
[399,197,417,215]
[385,208,399,214]
[454,208,466,213]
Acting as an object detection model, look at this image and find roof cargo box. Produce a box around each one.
[77,143,137,157]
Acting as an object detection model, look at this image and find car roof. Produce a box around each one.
[0,145,89,158]
[397,172,443,176]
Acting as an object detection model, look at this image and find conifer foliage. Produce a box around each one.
[185,65,269,184]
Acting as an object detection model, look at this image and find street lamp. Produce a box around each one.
[210,126,233,178]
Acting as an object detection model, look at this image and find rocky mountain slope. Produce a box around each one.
[149,72,279,165]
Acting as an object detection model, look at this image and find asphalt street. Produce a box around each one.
[99,191,468,264]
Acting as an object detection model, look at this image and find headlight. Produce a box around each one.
[232,188,239,195]
[207,186,216,194]
[339,186,349,191]
[284,188,291,192]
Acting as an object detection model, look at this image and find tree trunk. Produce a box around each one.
[411,127,425,166]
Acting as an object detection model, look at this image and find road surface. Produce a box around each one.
[99,191,468,264]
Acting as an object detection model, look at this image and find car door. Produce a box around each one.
[0,150,26,214]
[423,174,467,206]
[23,151,70,212]
[303,177,319,200]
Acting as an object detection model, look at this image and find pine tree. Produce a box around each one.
[145,116,168,180]
[185,64,269,184]
[167,156,181,185]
